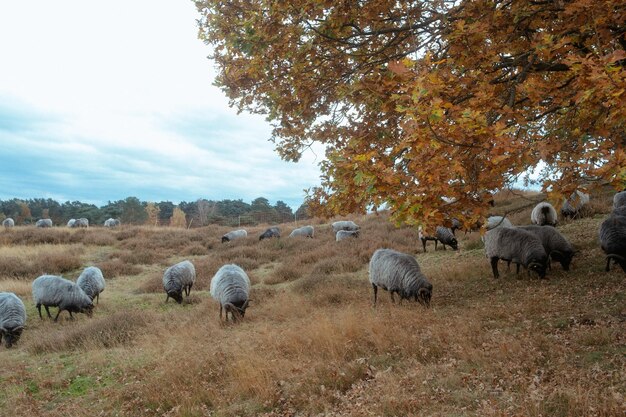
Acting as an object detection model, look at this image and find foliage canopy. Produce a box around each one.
[197,0,626,227]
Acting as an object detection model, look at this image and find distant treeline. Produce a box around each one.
[0,197,310,227]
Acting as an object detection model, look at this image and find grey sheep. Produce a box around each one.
[76,266,106,304]
[289,225,314,238]
[35,218,53,228]
[486,216,513,231]
[613,205,626,217]
[32,275,94,321]
[67,219,76,227]
[531,202,558,226]
[484,227,548,279]
[518,225,575,271]
[163,260,196,304]
[210,264,251,322]
[336,229,359,241]
[2,218,14,228]
[72,218,89,228]
[221,229,247,243]
[104,218,121,227]
[613,191,626,209]
[332,220,360,232]
[0,292,26,348]
[599,213,626,273]
[368,248,432,307]
[561,190,589,219]
[450,218,462,236]
[259,227,280,241]
[419,226,458,251]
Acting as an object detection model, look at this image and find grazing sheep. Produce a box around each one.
[531,202,558,226]
[613,191,626,209]
[72,218,89,228]
[368,248,432,307]
[518,225,575,271]
[259,227,280,241]
[103,218,121,227]
[163,260,196,304]
[2,218,14,228]
[35,218,53,228]
[67,219,76,227]
[332,220,360,232]
[289,225,314,238]
[561,190,590,219]
[210,264,251,322]
[336,229,359,241]
[486,216,513,231]
[76,266,106,304]
[0,292,26,348]
[418,227,437,252]
[221,229,247,243]
[32,275,94,321]
[419,226,458,251]
[450,218,462,236]
[484,227,548,279]
[599,214,626,273]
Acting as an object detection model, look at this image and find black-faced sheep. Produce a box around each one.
[210,264,251,322]
[76,266,106,304]
[0,292,26,348]
[259,227,280,241]
[104,218,121,227]
[599,213,626,273]
[484,227,548,279]
[32,275,94,321]
[561,191,590,219]
[289,225,314,238]
[531,202,558,226]
[518,225,575,271]
[35,219,53,228]
[336,230,359,241]
[221,229,247,243]
[332,220,360,232]
[163,260,196,304]
[2,218,14,228]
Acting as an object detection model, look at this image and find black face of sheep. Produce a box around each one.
[605,254,626,273]
[80,304,94,318]
[224,299,249,322]
[221,236,230,243]
[166,290,184,304]
[527,260,547,279]
[415,287,432,308]
[449,238,459,250]
[1,326,24,348]
[550,250,575,271]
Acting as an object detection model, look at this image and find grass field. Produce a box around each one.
[0,192,624,416]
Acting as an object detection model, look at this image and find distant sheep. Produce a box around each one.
[561,191,590,219]
[0,292,26,348]
[2,218,14,228]
[72,218,89,228]
[599,213,626,273]
[518,225,575,271]
[450,218,462,236]
[259,227,280,241]
[531,202,558,226]
[332,220,360,232]
[613,191,626,209]
[32,275,94,321]
[484,227,548,279]
[289,225,314,238]
[221,229,247,243]
[418,227,437,252]
[486,216,513,231]
[368,248,432,307]
[67,219,76,227]
[336,230,359,241]
[104,218,121,227]
[419,226,458,251]
[163,260,196,304]
[210,264,251,322]
[76,266,106,304]
[35,219,53,228]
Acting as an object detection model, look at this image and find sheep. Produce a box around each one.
[72,218,89,228]
[67,219,76,227]
[418,227,437,252]
[289,225,314,238]
[336,229,359,241]
[103,218,121,227]
[518,225,575,271]
[76,266,106,304]
[210,264,251,322]
[162,260,196,304]
[0,292,26,348]
[259,227,280,241]
[599,213,626,273]
[332,220,360,232]
[35,218,53,228]
[221,229,247,243]
[484,227,548,279]
[613,191,626,209]
[419,226,458,251]
[450,218,462,236]
[32,275,94,321]
[613,205,626,217]
[531,202,558,226]
[368,248,432,307]
[2,218,14,228]
[561,190,590,219]
[486,216,513,231]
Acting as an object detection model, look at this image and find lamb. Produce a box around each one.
[32,275,94,321]
[2,218,14,228]
[259,227,280,240]
[67,219,76,227]
[210,264,251,322]
[599,213,626,273]
[486,216,513,230]
[35,218,53,228]
[336,229,359,241]
[518,225,575,271]
[332,220,360,232]
[103,218,121,227]
[484,227,548,279]
[613,191,626,209]
[163,260,196,304]
[419,226,458,251]
[531,202,558,226]
[76,266,106,304]
[221,229,247,243]
[561,190,590,219]
[368,248,433,307]
[0,292,26,348]
[289,225,314,238]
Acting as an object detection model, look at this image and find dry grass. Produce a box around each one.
[0,190,624,417]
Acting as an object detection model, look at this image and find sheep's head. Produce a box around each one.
[224,300,250,322]
[221,236,230,243]
[551,250,575,271]
[1,325,24,348]
[449,238,459,250]
[528,260,547,279]
[168,290,183,304]
[82,302,95,317]
[416,285,432,308]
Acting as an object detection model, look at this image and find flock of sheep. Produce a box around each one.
[1,190,625,350]
[1,217,121,228]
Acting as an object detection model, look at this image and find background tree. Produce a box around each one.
[157,201,176,225]
[16,201,31,225]
[145,202,161,226]
[170,207,187,228]
[197,0,626,227]
[274,200,294,223]
[119,197,148,225]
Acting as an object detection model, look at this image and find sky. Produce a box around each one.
[0,1,324,210]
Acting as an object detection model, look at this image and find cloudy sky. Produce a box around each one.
[0,1,323,210]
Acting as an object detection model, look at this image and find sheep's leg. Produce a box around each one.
[165,294,169,303]
[434,240,438,251]
[490,257,500,279]
[390,291,396,303]
[516,263,521,274]
[443,243,447,251]
[219,305,223,321]
[421,239,427,253]
[36,304,43,320]
[605,257,611,272]
[53,309,63,322]
[506,261,511,272]
[372,284,378,306]
[44,305,52,319]
[96,293,100,304]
